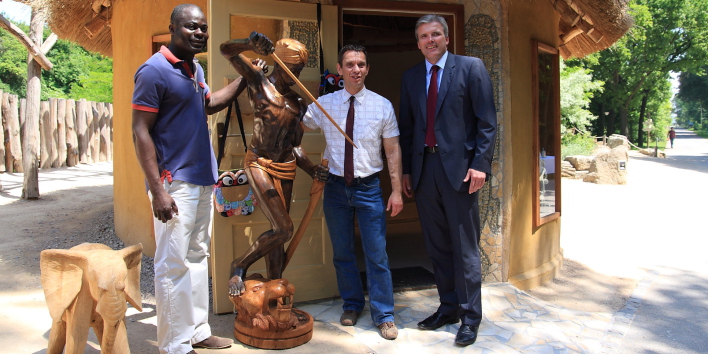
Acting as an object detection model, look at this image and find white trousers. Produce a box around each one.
[151,180,213,354]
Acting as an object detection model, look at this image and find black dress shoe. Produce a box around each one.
[417,311,459,330]
[455,324,479,346]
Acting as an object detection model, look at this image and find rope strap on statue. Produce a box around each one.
[246,150,297,207]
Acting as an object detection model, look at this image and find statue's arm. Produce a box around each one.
[293,122,329,182]
[206,58,267,115]
[220,33,273,86]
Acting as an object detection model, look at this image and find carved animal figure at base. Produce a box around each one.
[231,274,299,331]
[40,243,143,354]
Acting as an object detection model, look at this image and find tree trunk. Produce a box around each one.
[607,111,616,135]
[638,93,648,147]
[596,105,606,138]
[3,93,23,172]
[66,99,78,167]
[77,99,88,163]
[22,7,46,199]
[57,98,67,167]
[620,105,629,137]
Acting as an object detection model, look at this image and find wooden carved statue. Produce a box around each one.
[230,274,313,348]
[220,33,329,294]
[40,243,143,354]
[219,33,338,349]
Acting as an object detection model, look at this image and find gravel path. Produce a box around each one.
[0,163,157,305]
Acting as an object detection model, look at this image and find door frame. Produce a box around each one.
[207,0,339,314]
[334,0,465,55]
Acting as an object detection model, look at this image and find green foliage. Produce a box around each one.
[560,59,604,133]
[674,95,704,127]
[675,67,707,128]
[0,19,29,94]
[575,0,708,141]
[0,17,113,102]
[561,133,596,160]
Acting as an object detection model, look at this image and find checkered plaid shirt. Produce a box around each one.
[303,87,399,178]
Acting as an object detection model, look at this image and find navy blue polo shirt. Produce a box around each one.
[132,46,217,187]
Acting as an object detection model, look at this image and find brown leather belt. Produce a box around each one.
[424,146,439,154]
[330,172,380,186]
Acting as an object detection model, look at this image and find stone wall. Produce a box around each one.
[462,0,504,282]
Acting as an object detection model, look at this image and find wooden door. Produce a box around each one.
[207,0,339,314]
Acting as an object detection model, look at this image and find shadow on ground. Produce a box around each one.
[525,258,638,314]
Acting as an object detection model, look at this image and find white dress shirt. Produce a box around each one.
[303,87,399,178]
[425,50,448,94]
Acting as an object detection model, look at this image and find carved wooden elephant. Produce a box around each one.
[40,243,143,354]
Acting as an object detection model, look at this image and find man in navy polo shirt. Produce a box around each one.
[132,4,272,354]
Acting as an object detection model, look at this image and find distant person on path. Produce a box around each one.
[302,44,404,340]
[668,127,676,148]
[131,4,247,353]
[398,14,497,347]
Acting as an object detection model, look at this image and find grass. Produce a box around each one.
[693,129,708,139]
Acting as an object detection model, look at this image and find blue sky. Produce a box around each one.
[0,0,31,25]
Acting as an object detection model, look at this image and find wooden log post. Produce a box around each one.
[3,93,23,172]
[76,99,88,163]
[99,102,109,162]
[2,92,8,172]
[90,101,96,163]
[85,101,94,163]
[92,102,103,162]
[19,98,26,139]
[0,89,5,173]
[39,101,51,169]
[49,98,59,168]
[66,99,78,167]
[107,103,113,161]
[21,7,46,199]
[57,99,67,167]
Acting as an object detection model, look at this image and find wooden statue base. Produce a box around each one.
[234,308,313,349]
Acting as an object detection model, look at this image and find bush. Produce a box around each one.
[561,133,595,160]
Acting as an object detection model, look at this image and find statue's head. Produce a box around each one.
[273,39,308,85]
[231,276,298,331]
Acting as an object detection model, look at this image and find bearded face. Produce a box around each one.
[231,277,298,331]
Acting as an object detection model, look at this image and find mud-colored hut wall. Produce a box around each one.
[506,0,563,289]
[112,0,208,258]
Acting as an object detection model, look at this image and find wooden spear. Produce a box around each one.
[271,52,357,149]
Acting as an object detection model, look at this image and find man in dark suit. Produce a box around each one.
[399,14,497,347]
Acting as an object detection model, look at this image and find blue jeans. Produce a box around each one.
[323,175,395,326]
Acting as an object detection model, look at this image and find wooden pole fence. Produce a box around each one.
[0,96,113,175]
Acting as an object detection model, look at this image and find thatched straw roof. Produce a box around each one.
[552,0,633,59]
[17,0,631,59]
[18,0,114,56]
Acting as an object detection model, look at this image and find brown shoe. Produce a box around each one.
[193,335,233,349]
[378,321,398,340]
[340,310,362,326]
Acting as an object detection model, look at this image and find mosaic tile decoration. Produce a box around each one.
[288,20,320,69]
[465,12,503,282]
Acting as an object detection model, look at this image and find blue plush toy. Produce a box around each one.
[318,69,344,96]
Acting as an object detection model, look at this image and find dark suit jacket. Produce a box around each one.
[400,53,497,192]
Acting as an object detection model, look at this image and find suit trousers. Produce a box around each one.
[151,180,213,354]
[415,151,483,326]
